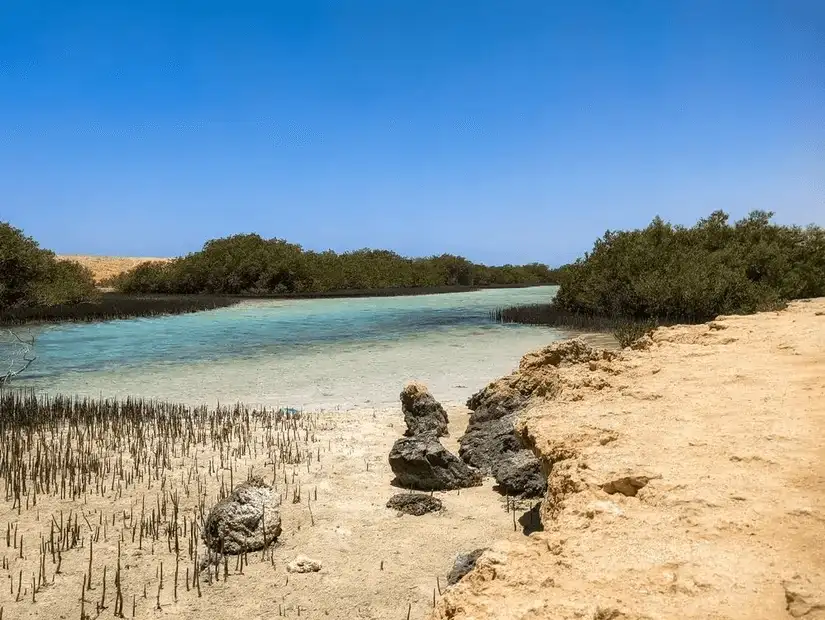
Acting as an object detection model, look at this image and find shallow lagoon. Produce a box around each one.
[20,286,570,408]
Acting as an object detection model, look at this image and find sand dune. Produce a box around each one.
[57,255,171,283]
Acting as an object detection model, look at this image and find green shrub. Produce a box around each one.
[112,233,564,295]
[554,211,824,323]
[613,319,658,348]
[0,222,97,311]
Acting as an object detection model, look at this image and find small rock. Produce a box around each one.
[204,477,281,554]
[600,475,653,497]
[287,556,322,573]
[389,435,482,491]
[386,493,443,516]
[401,382,449,437]
[447,548,487,585]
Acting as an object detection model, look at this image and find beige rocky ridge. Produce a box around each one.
[432,298,825,620]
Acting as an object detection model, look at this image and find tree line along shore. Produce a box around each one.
[1,210,823,332]
[0,222,561,325]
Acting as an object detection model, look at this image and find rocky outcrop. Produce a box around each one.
[401,382,449,437]
[204,477,282,554]
[389,435,482,491]
[458,339,612,497]
[387,492,443,515]
[447,548,487,586]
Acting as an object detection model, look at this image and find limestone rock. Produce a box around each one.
[447,548,488,586]
[401,382,449,437]
[287,556,322,573]
[204,477,281,554]
[389,435,482,491]
[386,492,443,516]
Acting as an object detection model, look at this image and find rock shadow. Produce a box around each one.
[518,501,544,535]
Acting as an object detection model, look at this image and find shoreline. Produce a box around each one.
[0,284,556,326]
[2,301,820,618]
[434,298,825,619]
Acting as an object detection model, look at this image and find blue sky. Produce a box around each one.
[1,1,822,266]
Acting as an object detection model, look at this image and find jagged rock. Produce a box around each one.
[457,340,611,497]
[387,492,443,515]
[287,556,322,573]
[459,413,524,472]
[447,548,487,585]
[389,435,482,491]
[401,382,449,437]
[493,449,547,498]
[458,403,545,498]
[203,477,281,554]
[600,475,653,497]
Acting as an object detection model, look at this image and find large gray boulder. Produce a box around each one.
[458,387,545,498]
[389,435,482,491]
[204,477,282,554]
[401,382,449,437]
[458,413,524,472]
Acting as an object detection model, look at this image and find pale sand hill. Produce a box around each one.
[57,255,171,283]
[432,298,825,620]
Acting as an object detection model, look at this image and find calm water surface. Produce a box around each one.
[20,286,568,409]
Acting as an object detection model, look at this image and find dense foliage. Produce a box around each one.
[553,210,824,322]
[111,234,561,295]
[0,222,97,311]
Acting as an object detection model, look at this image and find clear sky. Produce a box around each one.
[1,1,823,266]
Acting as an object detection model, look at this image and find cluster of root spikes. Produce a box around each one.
[0,389,326,618]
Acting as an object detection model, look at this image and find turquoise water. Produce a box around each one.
[17,286,567,409]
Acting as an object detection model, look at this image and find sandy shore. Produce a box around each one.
[433,298,825,619]
[0,403,531,620]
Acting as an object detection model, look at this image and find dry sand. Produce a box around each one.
[57,256,171,284]
[432,298,825,619]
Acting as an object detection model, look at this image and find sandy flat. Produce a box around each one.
[57,255,171,283]
[0,405,532,620]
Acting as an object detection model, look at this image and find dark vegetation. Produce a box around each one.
[494,211,825,345]
[109,233,562,295]
[0,222,98,311]
[0,294,239,326]
[0,222,560,325]
[0,221,241,324]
